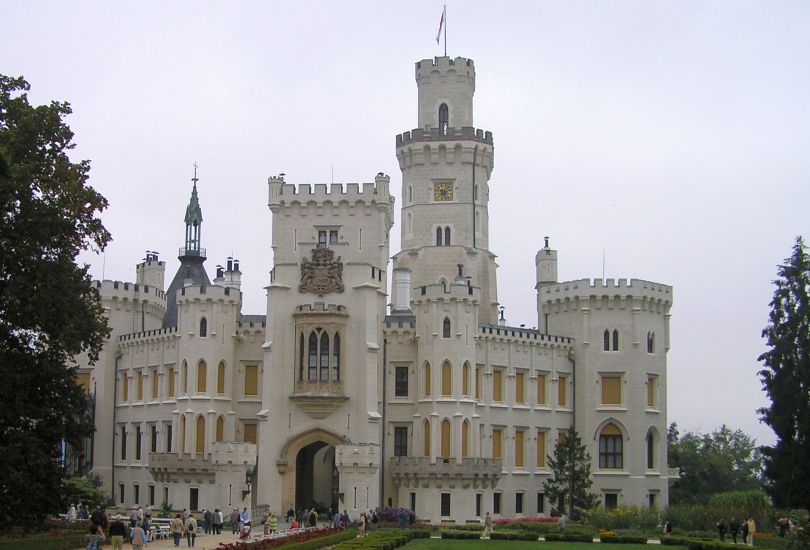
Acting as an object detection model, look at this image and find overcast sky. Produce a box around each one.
[4,1,809,446]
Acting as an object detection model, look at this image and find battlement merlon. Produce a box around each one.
[176,283,242,305]
[396,127,493,147]
[92,279,168,303]
[540,278,673,307]
[267,174,394,211]
[415,56,475,77]
[411,281,481,304]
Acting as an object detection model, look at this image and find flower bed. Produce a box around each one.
[216,526,350,549]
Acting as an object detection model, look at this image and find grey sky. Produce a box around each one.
[4,1,809,446]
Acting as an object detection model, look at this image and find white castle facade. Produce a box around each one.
[71,55,674,523]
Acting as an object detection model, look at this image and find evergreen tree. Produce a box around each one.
[0,75,110,530]
[543,429,598,519]
[757,236,810,510]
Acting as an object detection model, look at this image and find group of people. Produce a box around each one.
[84,509,150,550]
[67,502,90,522]
[716,516,758,545]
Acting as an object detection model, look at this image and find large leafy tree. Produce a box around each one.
[667,423,763,504]
[0,75,110,530]
[543,429,598,519]
[757,236,810,510]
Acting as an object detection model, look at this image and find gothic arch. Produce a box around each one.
[592,418,630,441]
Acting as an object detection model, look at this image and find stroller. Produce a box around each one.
[239,520,252,540]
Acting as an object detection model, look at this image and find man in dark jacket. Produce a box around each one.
[108,514,128,549]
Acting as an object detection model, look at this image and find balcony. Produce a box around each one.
[290,380,348,419]
[178,247,206,258]
[148,452,215,484]
[389,456,502,489]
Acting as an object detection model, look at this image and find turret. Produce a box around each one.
[415,56,476,130]
[136,251,165,291]
[535,237,558,287]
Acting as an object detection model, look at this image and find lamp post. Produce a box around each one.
[242,466,254,500]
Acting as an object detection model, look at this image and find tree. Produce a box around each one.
[667,422,763,504]
[543,429,598,519]
[61,475,105,511]
[757,236,810,510]
[0,75,110,530]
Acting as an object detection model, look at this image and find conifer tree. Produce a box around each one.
[543,429,598,519]
[757,236,810,510]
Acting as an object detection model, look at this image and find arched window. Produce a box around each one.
[299,334,305,380]
[436,227,443,246]
[647,332,655,354]
[332,333,341,381]
[181,360,188,394]
[474,184,479,201]
[180,416,186,453]
[612,329,620,351]
[195,416,205,454]
[599,423,623,469]
[461,420,470,457]
[217,361,226,394]
[423,419,431,457]
[444,226,451,245]
[308,332,318,381]
[441,361,452,396]
[424,362,432,396]
[440,419,451,459]
[196,360,207,393]
[216,416,225,442]
[199,317,207,337]
[408,185,413,203]
[439,103,449,135]
[319,331,330,381]
[603,330,610,351]
[462,362,471,396]
[646,430,655,469]
[443,318,451,338]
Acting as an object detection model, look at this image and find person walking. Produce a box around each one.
[203,508,212,534]
[185,514,198,547]
[85,524,106,550]
[741,518,750,545]
[358,512,366,538]
[747,516,756,547]
[267,512,278,534]
[717,520,727,542]
[131,522,147,550]
[309,508,318,527]
[170,514,184,547]
[730,519,740,544]
[230,508,240,534]
[108,514,127,550]
[214,508,223,534]
[68,504,77,523]
[482,512,493,539]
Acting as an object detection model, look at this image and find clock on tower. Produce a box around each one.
[434,182,453,201]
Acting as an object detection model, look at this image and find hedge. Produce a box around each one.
[0,534,86,550]
[441,530,482,539]
[411,530,432,539]
[599,535,649,544]
[545,533,595,542]
[491,530,538,541]
[660,537,745,550]
[217,527,356,550]
[334,530,413,549]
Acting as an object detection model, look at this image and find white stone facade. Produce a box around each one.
[73,54,673,524]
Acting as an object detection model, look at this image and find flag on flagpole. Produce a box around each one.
[435,6,445,45]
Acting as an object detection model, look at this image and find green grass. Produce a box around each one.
[406,541,673,550]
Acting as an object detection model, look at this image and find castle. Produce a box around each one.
[71,55,674,523]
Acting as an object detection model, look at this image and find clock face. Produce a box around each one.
[434,183,453,201]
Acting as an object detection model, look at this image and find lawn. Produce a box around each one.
[406,541,671,550]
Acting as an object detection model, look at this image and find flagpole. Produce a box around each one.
[444,4,447,57]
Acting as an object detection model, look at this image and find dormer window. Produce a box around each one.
[439,103,449,135]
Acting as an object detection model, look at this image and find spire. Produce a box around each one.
[183,163,204,256]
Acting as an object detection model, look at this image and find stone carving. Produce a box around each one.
[299,247,344,296]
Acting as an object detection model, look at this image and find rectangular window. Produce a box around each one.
[537,492,545,513]
[318,230,327,247]
[168,368,175,398]
[189,488,199,511]
[149,485,155,506]
[605,493,618,509]
[151,367,158,399]
[395,367,409,397]
[136,371,143,401]
[166,423,173,453]
[410,492,416,513]
[558,375,568,407]
[648,493,657,509]
[243,423,257,444]
[516,492,524,514]
[134,484,140,505]
[475,367,482,400]
[163,487,169,506]
[121,375,129,402]
[75,372,91,394]
[476,493,482,517]
[601,375,622,405]
[151,425,157,453]
[394,426,408,457]
[492,369,503,402]
[135,426,142,460]
[493,493,501,514]
[536,431,546,468]
[515,371,525,404]
[440,493,451,517]
[515,430,524,468]
[119,484,125,505]
[599,435,623,469]
[120,427,127,460]
[492,428,502,459]
[329,230,338,244]
[536,373,547,404]
[244,365,258,396]
[647,375,657,408]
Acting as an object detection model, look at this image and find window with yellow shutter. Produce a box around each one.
[423,420,431,457]
[536,431,546,468]
[601,375,622,405]
[493,370,503,402]
[515,430,524,468]
[424,362,432,397]
[558,375,567,407]
[492,428,502,459]
[647,375,657,408]
[216,416,225,442]
[536,373,547,405]
[75,372,91,394]
[475,367,482,400]
[151,368,158,399]
[217,362,226,394]
[441,362,452,396]
[243,423,257,444]
[515,372,525,404]
[121,374,129,402]
[244,365,258,396]
[167,368,175,398]
[440,419,451,459]
[197,360,207,393]
[136,371,143,401]
[461,421,469,457]
[462,362,470,396]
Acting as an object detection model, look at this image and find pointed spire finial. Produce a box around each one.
[192,161,199,187]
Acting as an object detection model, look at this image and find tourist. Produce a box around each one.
[85,524,106,550]
[68,504,77,523]
[717,519,727,542]
[203,508,212,534]
[108,514,127,550]
[482,512,492,539]
[268,512,278,534]
[170,514,184,547]
[747,516,756,547]
[214,508,223,534]
[309,508,318,527]
[230,508,240,534]
[358,512,366,538]
[371,510,379,531]
[730,519,740,544]
[131,522,147,550]
[185,513,198,547]
[741,518,749,545]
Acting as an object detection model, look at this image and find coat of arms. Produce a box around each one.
[299,247,344,296]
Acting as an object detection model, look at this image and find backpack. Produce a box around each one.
[86,538,98,550]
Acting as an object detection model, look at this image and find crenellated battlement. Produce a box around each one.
[293,303,348,316]
[92,279,167,302]
[177,284,241,304]
[541,278,672,305]
[478,323,574,347]
[118,326,178,342]
[412,281,479,303]
[415,56,474,78]
[268,173,393,208]
[396,126,493,147]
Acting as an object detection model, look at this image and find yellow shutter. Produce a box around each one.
[424,363,431,396]
[475,367,482,400]
[180,416,186,453]
[182,363,188,393]
[440,420,451,458]
[244,365,258,396]
[493,370,503,402]
[537,374,546,404]
[197,361,207,393]
[75,372,91,394]
[441,362,452,396]
[515,431,524,467]
[243,424,257,444]
[217,362,225,394]
[168,369,175,398]
[151,368,158,399]
[463,363,470,396]
[515,372,525,404]
[537,432,546,467]
[136,371,143,401]
[216,416,224,442]
[558,375,567,407]
[195,416,205,454]
[423,420,431,457]
[602,423,622,436]
[122,375,129,402]
[601,375,622,405]
[493,428,502,459]
[461,421,469,457]
[647,376,656,407]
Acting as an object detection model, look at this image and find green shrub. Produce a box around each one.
[285,528,358,550]
[440,529,482,539]
[0,534,86,550]
[491,530,537,541]
[411,529,432,539]
[661,536,692,546]
[587,506,660,531]
[599,535,648,544]
[545,533,594,542]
